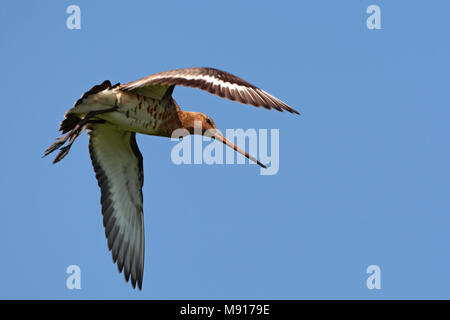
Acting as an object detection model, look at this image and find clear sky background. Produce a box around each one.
[1,0,449,299]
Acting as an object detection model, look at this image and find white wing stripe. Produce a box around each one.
[120,67,300,114]
[127,74,251,91]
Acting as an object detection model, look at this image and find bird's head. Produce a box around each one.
[178,111,266,168]
[179,111,217,134]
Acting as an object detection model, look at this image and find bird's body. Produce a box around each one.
[44,67,299,290]
[67,84,178,136]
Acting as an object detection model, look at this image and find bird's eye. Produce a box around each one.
[206,118,212,125]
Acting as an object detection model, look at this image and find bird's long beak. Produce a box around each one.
[208,129,267,169]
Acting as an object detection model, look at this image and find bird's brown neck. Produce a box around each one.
[158,110,192,137]
[177,111,199,134]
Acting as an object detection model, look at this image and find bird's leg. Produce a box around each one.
[44,107,116,163]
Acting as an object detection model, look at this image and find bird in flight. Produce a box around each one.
[43,67,299,290]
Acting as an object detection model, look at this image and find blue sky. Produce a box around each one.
[1,0,449,299]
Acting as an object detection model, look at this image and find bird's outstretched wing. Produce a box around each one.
[87,122,145,289]
[120,67,299,114]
